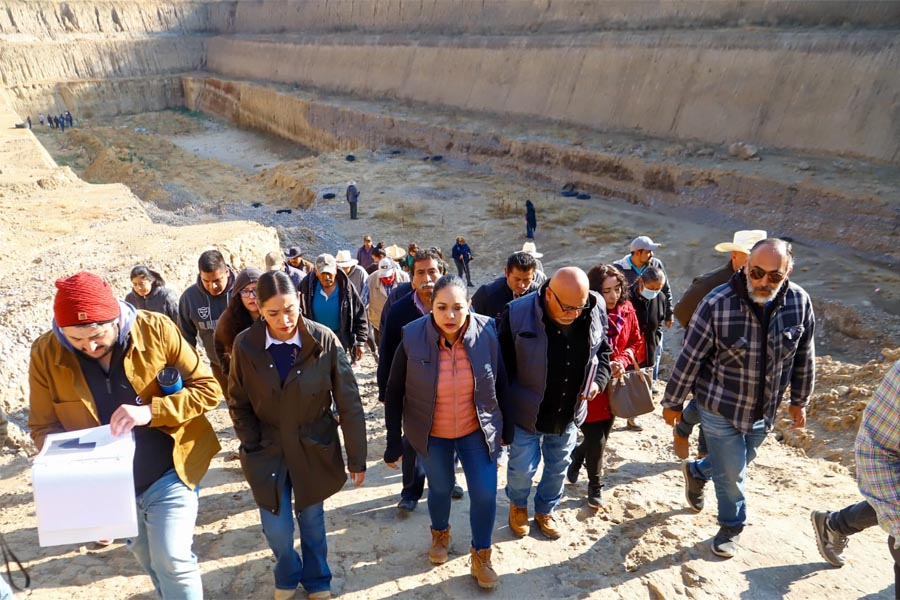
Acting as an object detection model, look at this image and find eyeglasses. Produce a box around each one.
[747,267,786,284]
[239,288,258,298]
[548,287,591,313]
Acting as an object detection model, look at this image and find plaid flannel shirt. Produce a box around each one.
[856,359,900,544]
[661,276,815,433]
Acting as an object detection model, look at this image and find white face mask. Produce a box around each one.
[640,287,661,301]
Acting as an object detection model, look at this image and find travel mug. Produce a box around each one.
[157,367,183,395]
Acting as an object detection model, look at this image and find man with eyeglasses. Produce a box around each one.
[29,272,221,599]
[661,238,815,558]
[498,267,612,539]
[178,249,236,393]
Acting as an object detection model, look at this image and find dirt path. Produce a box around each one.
[2,110,896,599]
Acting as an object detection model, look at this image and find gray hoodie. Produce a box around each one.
[125,286,179,324]
[178,269,235,366]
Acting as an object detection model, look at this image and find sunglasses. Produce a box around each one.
[747,267,786,284]
[548,287,591,313]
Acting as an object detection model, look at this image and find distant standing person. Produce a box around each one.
[125,265,179,324]
[65,111,73,127]
[26,116,31,129]
[347,180,360,220]
[227,270,367,600]
[451,236,474,287]
[525,200,537,239]
[58,114,66,132]
[39,113,44,126]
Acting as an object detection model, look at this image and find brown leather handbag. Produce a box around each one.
[607,357,654,419]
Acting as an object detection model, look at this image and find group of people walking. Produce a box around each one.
[17,222,900,599]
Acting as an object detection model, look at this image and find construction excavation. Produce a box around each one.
[0,1,898,598]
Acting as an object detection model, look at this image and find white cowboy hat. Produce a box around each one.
[334,250,358,267]
[384,244,407,260]
[521,241,543,258]
[714,230,768,254]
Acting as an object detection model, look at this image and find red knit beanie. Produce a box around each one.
[54,272,120,327]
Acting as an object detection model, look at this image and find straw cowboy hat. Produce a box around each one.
[714,230,768,254]
[521,241,543,258]
[384,244,407,260]
[334,250,358,268]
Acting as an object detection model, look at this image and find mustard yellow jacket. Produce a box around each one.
[28,310,221,489]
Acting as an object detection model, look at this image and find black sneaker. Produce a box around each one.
[451,484,465,500]
[682,460,706,513]
[587,484,602,509]
[711,525,743,558]
[566,460,580,485]
[811,511,848,567]
[397,498,417,515]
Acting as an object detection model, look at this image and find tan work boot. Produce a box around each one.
[508,505,529,537]
[534,512,561,539]
[470,547,499,589]
[274,588,296,600]
[673,430,690,459]
[429,527,451,564]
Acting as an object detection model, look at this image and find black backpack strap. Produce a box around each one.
[0,532,30,592]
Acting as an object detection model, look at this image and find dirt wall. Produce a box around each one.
[208,0,900,34]
[183,76,900,264]
[206,31,900,164]
[9,76,185,120]
[0,1,213,36]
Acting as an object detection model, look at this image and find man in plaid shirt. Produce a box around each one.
[662,238,815,558]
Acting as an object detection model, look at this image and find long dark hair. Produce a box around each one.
[129,265,164,290]
[587,264,628,308]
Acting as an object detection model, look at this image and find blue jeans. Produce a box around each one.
[422,430,497,550]
[689,407,767,527]
[653,331,664,381]
[126,468,202,600]
[259,476,331,594]
[0,574,13,600]
[506,423,578,515]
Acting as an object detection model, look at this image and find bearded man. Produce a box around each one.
[661,238,816,558]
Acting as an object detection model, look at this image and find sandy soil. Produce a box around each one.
[2,111,897,599]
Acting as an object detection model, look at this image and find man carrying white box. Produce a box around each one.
[28,271,221,600]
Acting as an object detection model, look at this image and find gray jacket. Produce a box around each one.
[498,285,612,433]
[125,286,179,324]
[384,313,511,462]
[178,269,236,367]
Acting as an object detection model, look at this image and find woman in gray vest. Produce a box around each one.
[384,275,512,590]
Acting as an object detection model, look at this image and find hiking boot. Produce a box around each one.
[681,460,706,513]
[673,431,690,460]
[429,527,451,564]
[508,505,529,537]
[587,484,603,509]
[534,513,561,539]
[307,592,331,600]
[451,484,465,499]
[469,547,499,589]
[274,588,296,600]
[811,511,848,567]
[566,460,581,485]
[711,525,743,558]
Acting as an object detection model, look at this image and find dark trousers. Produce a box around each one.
[400,436,426,502]
[571,419,614,486]
[210,362,228,401]
[889,536,899,600]
[454,258,472,284]
[526,223,535,239]
[828,500,879,536]
[349,202,358,219]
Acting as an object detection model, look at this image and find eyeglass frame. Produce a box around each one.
[547,286,591,314]
[747,266,787,284]
[239,288,258,298]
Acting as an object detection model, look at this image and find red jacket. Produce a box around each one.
[586,300,646,422]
